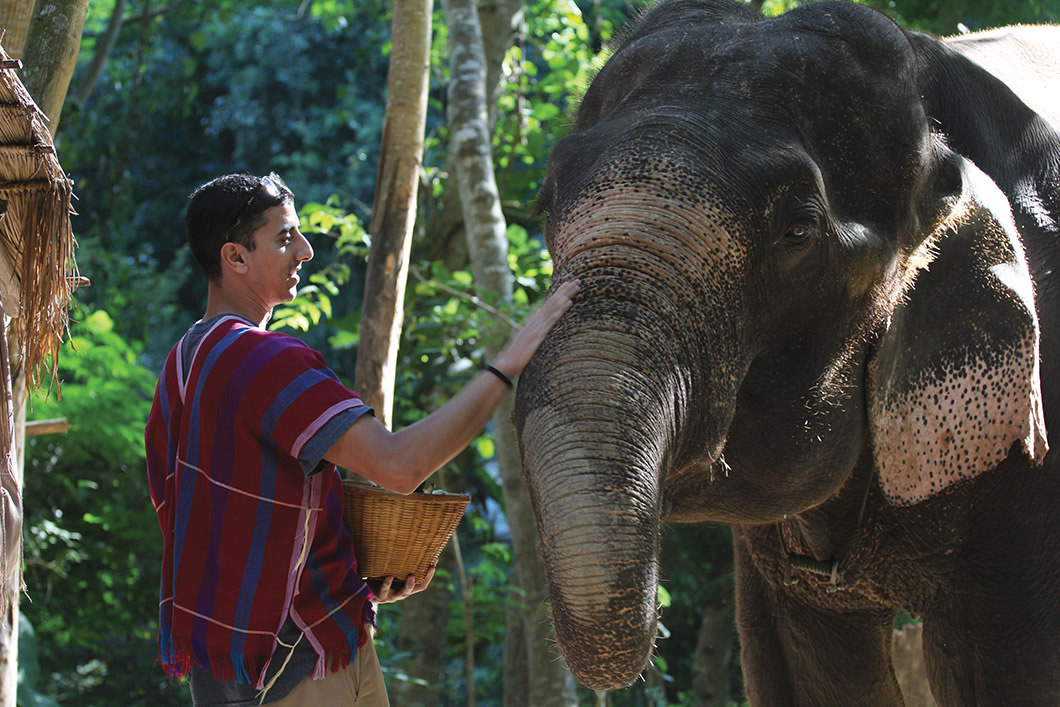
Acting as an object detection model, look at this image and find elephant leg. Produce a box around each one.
[922,580,1060,705]
[922,475,1060,707]
[733,532,904,706]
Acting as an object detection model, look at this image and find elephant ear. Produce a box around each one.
[868,158,1049,506]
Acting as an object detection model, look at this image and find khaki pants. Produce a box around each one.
[271,639,389,706]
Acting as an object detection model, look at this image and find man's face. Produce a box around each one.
[243,202,313,308]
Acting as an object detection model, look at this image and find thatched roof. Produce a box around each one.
[0,44,78,391]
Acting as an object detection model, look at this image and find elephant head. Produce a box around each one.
[513,0,1049,690]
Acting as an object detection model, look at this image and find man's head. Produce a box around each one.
[186,172,296,282]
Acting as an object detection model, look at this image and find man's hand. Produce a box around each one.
[491,279,580,377]
[371,565,437,604]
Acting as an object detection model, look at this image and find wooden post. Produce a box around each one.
[0,311,24,707]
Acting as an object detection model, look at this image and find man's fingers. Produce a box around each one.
[406,567,434,596]
[539,280,579,318]
[371,567,438,604]
[520,280,580,338]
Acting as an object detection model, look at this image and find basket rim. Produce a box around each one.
[342,479,471,503]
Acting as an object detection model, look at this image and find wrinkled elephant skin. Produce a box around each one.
[513,1,1060,704]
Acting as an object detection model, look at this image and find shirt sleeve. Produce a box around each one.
[298,405,374,476]
[259,337,374,474]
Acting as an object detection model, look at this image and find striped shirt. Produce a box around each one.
[146,315,376,691]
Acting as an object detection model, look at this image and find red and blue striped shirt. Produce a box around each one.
[146,315,375,690]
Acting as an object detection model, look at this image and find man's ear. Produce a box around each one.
[218,242,249,276]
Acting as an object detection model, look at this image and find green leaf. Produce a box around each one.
[317,293,332,319]
[475,437,495,459]
[431,261,452,281]
[532,103,560,121]
[82,310,114,336]
[189,30,207,52]
[657,584,672,608]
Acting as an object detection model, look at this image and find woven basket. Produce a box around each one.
[342,480,470,580]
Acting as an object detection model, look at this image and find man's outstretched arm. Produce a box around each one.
[325,280,579,494]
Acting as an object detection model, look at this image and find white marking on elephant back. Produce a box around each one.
[874,336,1049,505]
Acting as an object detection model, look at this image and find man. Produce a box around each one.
[145,172,578,705]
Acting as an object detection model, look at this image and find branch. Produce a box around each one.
[24,556,68,579]
[119,0,185,26]
[75,0,127,105]
[410,267,518,329]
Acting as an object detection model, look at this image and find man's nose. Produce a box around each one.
[297,233,314,261]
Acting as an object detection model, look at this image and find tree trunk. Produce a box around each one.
[390,547,457,703]
[431,0,523,273]
[19,0,92,135]
[74,0,127,106]
[445,1,576,705]
[352,2,437,700]
[478,0,524,132]
[0,0,35,60]
[893,623,936,707]
[503,594,529,705]
[691,575,734,705]
[388,462,460,705]
[354,0,433,426]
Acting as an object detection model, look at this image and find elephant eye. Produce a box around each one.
[537,179,557,251]
[777,195,824,251]
[782,219,818,247]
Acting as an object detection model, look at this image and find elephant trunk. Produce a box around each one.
[515,323,679,690]
[516,176,745,688]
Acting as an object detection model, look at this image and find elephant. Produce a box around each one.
[512,1,1059,704]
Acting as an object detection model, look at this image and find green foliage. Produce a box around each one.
[60,0,394,362]
[859,0,1058,33]
[493,0,600,206]
[18,617,62,707]
[25,305,188,706]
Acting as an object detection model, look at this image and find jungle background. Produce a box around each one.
[15,0,1059,704]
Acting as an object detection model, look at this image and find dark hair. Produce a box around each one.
[185,172,295,282]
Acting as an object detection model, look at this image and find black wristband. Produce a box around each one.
[484,364,514,389]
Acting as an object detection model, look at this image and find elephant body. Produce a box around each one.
[513,2,1060,704]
